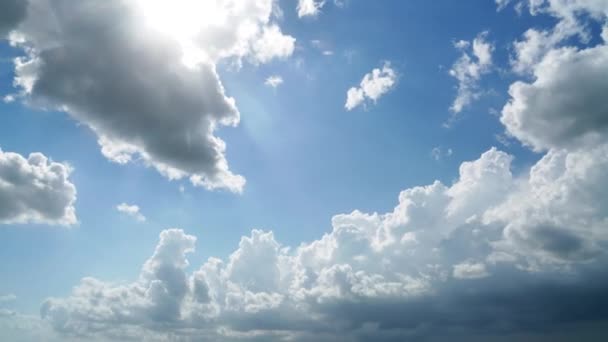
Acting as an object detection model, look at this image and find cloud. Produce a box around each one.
[297,0,325,17]
[453,261,489,279]
[264,75,284,88]
[39,138,608,340]
[345,62,397,111]
[116,203,146,222]
[8,0,297,193]
[505,0,607,73]
[0,0,27,38]
[297,0,346,18]
[0,148,76,226]
[502,43,608,153]
[5,1,608,341]
[498,0,608,151]
[449,31,494,114]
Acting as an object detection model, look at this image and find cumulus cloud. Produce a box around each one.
[297,0,325,18]
[6,1,608,341]
[116,203,146,222]
[264,75,284,88]
[506,0,608,73]
[297,0,345,18]
[8,0,297,193]
[449,32,494,114]
[39,137,608,340]
[345,62,397,111]
[502,44,608,151]
[498,0,608,151]
[0,148,76,226]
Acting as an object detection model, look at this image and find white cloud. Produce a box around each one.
[116,203,146,222]
[453,261,489,279]
[449,31,494,114]
[506,0,608,73]
[39,136,608,339]
[345,62,397,111]
[9,0,297,193]
[297,0,326,18]
[264,75,284,88]
[0,148,76,226]
[499,0,608,151]
[297,0,346,18]
[502,44,608,151]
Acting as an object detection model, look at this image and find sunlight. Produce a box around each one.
[135,0,227,65]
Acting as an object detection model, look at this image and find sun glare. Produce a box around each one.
[136,0,227,65]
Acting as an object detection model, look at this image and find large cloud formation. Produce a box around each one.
[33,1,608,340]
[0,148,76,226]
[6,0,295,192]
[37,142,608,340]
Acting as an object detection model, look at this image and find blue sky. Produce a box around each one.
[1,0,608,341]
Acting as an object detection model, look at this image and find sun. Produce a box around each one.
[135,0,227,65]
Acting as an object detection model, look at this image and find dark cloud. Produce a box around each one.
[0,0,27,37]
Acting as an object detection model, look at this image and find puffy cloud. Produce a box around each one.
[0,148,76,226]
[264,75,284,88]
[449,32,494,114]
[505,0,608,73]
[297,0,325,17]
[499,0,608,151]
[297,0,345,18]
[39,138,608,340]
[116,203,146,222]
[8,0,297,193]
[502,44,608,151]
[345,62,397,111]
[11,1,608,340]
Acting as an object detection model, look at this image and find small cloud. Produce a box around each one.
[3,94,15,103]
[449,31,494,115]
[453,261,489,279]
[297,0,325,18]
[345,62,397,111]
[322,50,334,56]
[116,203,146,222]
[264,75,284,88]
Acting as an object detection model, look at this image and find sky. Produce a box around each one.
[0,0,607,341]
